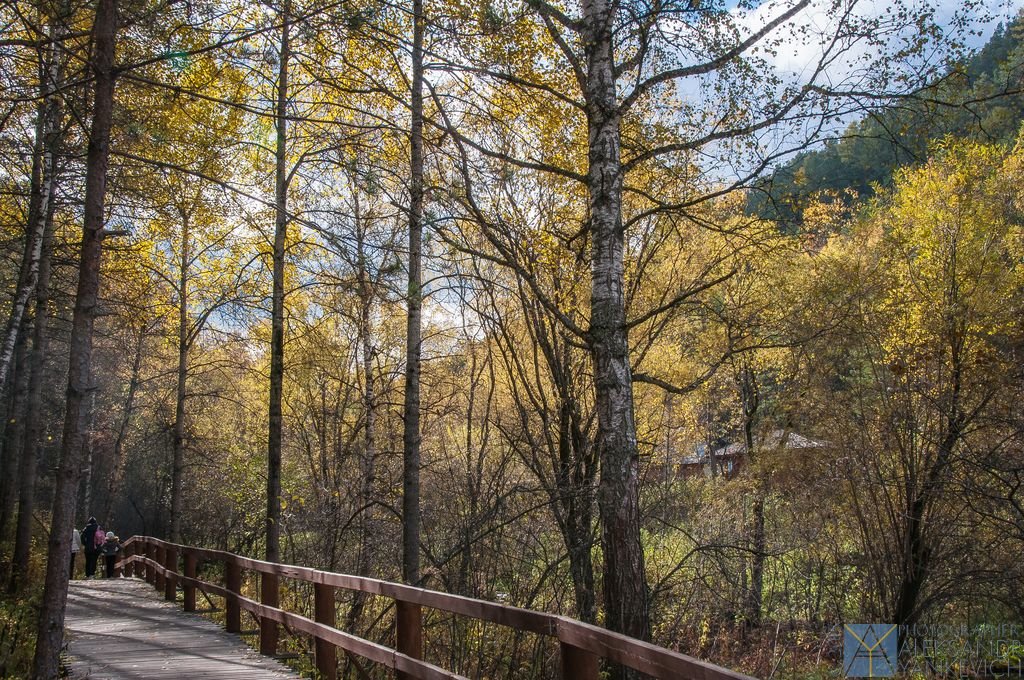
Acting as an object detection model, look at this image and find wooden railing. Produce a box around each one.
[115,536,755,680]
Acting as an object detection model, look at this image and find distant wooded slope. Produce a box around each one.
[749,13,1024,227]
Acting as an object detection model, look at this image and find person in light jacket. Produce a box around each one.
[101,532,121,578]
[70,528,82,579]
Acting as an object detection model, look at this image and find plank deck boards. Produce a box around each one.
[64,578,301,679]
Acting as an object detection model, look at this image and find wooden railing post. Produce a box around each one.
[145,540,155,586]
[225,558,241,634]
[260,572,279,656]
[154,544,166,593]
[164,545,178,601]
[314,583,337,680]
[396,600,422,679]
[122,541,134,578]
[560,642,600,680]
[183,551,197,612]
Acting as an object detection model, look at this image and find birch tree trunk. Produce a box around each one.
[0,164,47,395]
[402,0,424,586]
[33,0,117,674]
[581,0,651,656]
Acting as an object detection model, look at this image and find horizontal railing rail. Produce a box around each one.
[115,536,755,680]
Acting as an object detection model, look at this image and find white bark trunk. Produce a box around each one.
[581,0,651,656]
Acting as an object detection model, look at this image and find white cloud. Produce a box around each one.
[732,0,1024,84]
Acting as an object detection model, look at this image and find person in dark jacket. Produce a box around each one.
[81,517,100,578]
[101,532,121,578]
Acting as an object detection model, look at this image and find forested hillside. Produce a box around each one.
[750,11,1024,226]
[0,0,1022,679]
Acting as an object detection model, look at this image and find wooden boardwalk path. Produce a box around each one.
[64,577,301,679]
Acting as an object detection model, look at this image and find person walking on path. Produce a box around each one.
[82,517,100,577]
[70,528,82,578]
[101,532,121,578]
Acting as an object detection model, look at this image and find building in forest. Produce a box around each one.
[679,430,827,479]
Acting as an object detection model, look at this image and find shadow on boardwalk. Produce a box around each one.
[64,578,300,679]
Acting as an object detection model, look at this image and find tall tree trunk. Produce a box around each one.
[0,4,64,395]
[402,0,424,587]
[747,493,766,624]
[0,58,57,535]
[894,421,961,632]
[346,194,377,638]
[0,118,50,395]
[82,391,95,517]
[33,0,117,674]
[0,389,15,539]
[566,518,597,623]
[0,318,31,546]
[263,1,290,656]
[356,197,377,566]
[456,350,480,596]
[10,187,57,594]
[358,290,376,586]
[739,365,765,626]
[12,18,66,590]
[893,328,963,632]
[170,213,190,544]
[582,0,650,654]
[558,401,597,624]
[101,329,143,523]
